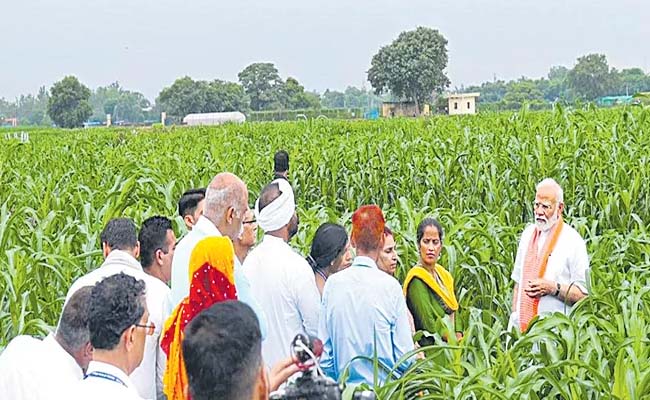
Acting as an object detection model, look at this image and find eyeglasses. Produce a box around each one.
[135,322,156,336]
[243,219,256,225]
[533,201,555,211]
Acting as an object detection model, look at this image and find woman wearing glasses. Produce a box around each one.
[403,218,461,345]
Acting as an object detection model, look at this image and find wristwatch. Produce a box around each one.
[554,282,561,297]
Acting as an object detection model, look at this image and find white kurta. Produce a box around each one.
[0,334,83,400]
[243,235,320,368]
[510,223,589,327]
[66,250,169,400]
[70,361,143,400]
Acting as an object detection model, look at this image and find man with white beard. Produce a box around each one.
[509,178,589,332]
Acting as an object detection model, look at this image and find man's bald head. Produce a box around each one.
[204,172,249,240]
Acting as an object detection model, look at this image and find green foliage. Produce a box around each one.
[156,76,249,118]
[500,79,546,110]
[46,76,92,128]
[90,82,151,124]
[238,62,285,111]
[368,26,450,112]
[566,54,617,101]
[1,107,650,398]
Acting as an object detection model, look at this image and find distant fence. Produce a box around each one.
[247,108,365,122]
[3,131,30,143]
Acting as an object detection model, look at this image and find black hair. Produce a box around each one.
[139,216,173,269]
[100,218,138,251]
[416,217,444,244]
[307,223,348,271]
[88,273,146,350]
[273,150,289,173]
[258,182,281,212]
[183,300,262,400]
[57,286,93,352]
[178,188,206,218]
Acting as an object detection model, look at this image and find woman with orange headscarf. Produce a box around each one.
[160,236,237,400]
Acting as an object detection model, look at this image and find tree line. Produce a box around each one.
[3,26,650,127]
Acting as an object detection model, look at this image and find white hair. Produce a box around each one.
[204,185,243,221]
[536,178,564,203]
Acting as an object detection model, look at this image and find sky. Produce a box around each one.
[2,0,649,101]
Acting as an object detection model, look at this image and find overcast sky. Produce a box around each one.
[2,0,649,100]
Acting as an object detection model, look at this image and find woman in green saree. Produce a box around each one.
[403,218,461,345]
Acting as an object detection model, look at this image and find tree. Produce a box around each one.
[238,63,284,111]
[368,26,450,113]
[501,79,545,110]
[205,80,250,113]
[567,54,615,100]
[280,77,320,109]
[47,76,92,128]
[157,77,209,118]
[321,89,346,108]
[613,68,650,95]
[157,77,249,118]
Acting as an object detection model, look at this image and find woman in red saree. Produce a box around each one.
[160,236,237,400]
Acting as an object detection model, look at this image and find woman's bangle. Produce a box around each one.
[554,282,561,297]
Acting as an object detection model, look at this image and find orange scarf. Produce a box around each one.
[518,218,563,332]
[160,236,237,400]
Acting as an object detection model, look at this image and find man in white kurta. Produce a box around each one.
[244,179,320,369]
[0,287,93,400]
[510,178,589,331]
[66,218,167,399]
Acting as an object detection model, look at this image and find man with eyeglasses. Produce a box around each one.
[66,218,170,399]
[510,178,589,332]
[71,273,151,400]
[234,209,258,264]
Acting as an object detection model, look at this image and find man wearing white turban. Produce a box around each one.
[243,179,320,369]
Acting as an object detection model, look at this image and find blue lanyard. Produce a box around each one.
[84,371,127,388]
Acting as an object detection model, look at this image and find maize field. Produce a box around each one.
[1,104,649,398]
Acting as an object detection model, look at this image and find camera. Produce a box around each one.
[269,334,376,400]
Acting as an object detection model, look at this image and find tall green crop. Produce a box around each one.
[1,106,649,397]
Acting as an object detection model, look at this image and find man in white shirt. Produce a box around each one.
[170,172,267,338]
[71,273,151,400]
[0,286,94,400]
[243,179,320,369]
[510,178,589,332]
[138,215,176,399]
[66,218,168,399]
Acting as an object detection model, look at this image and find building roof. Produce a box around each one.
[447,92,480,99]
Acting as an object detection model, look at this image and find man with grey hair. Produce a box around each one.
[0,286,94,399]
[510,178,589,332]
[170,172,267,337]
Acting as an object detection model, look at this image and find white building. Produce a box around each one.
[182,112,246,126]
[447,93,480,115]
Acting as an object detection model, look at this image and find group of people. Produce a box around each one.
[0,147,591,400]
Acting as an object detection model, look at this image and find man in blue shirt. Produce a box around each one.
[319,205,414,385]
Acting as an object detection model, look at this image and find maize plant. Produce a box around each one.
[1,105,649,398]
